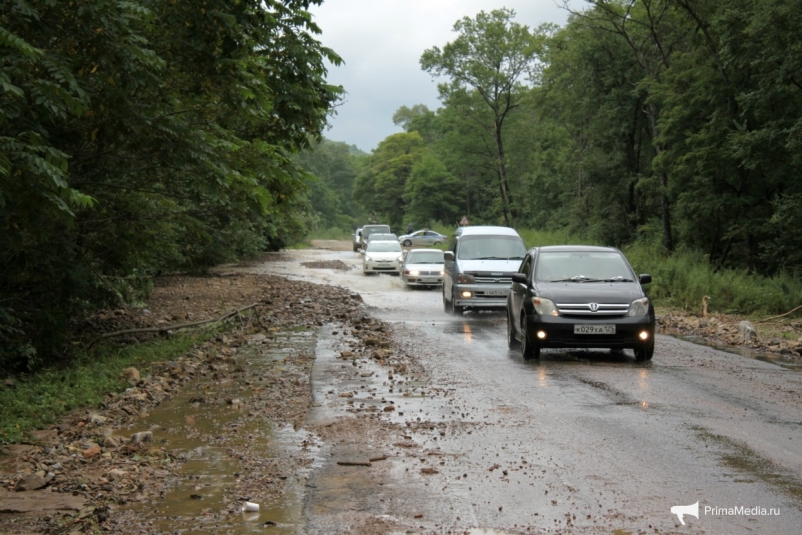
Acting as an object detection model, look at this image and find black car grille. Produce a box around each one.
[556,303,629,316]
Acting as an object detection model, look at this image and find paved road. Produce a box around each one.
[249,243,802,534]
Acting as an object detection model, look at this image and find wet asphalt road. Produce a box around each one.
[248,243,802,534]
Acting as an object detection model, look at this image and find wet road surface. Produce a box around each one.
[241,243,802,534]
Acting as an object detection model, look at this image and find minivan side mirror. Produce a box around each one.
[639,274,652,285]
[512,273,528,285]
[444,251,454,261]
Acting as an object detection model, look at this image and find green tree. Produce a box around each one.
[403,152,462,225]
[353,132,425,226]
[420,8,549,225]
[0,0,342,370]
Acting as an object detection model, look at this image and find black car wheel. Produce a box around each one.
[634,343,654,362]
[443,288,452,313]
[507,309,519,348]
[452,289,465,316]
[403,239,412,247]
[520,314,540,360]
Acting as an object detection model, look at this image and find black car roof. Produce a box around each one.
[529,245,620,253]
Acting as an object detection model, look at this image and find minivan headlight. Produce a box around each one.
[627,297,649,316]
[457,274,475,284]
[532,297,558,316]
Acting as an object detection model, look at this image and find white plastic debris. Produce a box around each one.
[243,501,260,513]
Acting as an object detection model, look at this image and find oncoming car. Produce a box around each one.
[506,245,654,361]
[363,240,403,275]
[401,249,444,287]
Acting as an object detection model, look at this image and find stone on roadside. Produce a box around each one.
[107,469,127,480]
[103,436,122,448]
[15,474,46,491]
[130,431,153,445]
[123,367,141,383]
[738,320,757,341]
[89,413,107,425]
[83,445,102,459]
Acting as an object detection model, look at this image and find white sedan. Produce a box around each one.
[401,249,445,287]
[363,240,403,274]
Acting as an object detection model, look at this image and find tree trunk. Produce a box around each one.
[493,118,514,226]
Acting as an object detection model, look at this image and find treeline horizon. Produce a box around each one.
[313,1,802,284]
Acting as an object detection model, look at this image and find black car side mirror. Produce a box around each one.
[639,274,652,285]
[512,273,528,284]
[444,251,454,261]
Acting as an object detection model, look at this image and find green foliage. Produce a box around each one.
[0,0,343,370]
[353,132,426,227]
[0,331,211,444]
[295,138,367,232]
[420,8,550,225]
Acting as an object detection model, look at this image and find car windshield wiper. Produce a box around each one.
[551,276,603,283]
[601,276,633,282]
[470,256,523,260]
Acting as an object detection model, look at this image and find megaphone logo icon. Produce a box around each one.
[670,501,699,525]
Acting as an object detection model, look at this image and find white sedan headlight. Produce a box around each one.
[365,256,373,262]
[627,297,650,316]
[532,297,558,316]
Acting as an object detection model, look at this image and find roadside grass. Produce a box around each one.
[426,222,802,316]
[0,331,213,444]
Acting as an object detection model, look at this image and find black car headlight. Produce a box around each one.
[532,297,558,316]
[627,297,649,317]
[457,274,475,284]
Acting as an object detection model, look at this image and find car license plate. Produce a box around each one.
[574,324,615,335]
[484,289,508,296]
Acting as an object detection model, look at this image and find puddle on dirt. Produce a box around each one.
[122,330,319,534]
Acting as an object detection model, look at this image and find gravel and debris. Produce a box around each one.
[0,273,417,535]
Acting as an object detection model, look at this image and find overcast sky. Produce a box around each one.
[309,0,573,152]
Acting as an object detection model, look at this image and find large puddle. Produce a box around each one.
[123,329,320,534]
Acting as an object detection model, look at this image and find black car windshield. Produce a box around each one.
[457,235,526,260]
[535,252,634,282]
[406,251,444,264]
[366,241,401,253]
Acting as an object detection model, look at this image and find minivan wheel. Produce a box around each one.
[443,288,453,313]
[634,343,654,362]
[520,315,540,360]
[452,289,465,315]
[506,309,519,348]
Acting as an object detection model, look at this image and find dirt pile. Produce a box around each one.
[658,312,802,357]
[0,273,405,534]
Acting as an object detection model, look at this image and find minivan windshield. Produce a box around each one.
[366,241,401,253]
[535,252,634,282]
[456,235,526,260]
[406,250,444,264]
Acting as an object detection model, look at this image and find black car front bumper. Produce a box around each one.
[523,314,654,350]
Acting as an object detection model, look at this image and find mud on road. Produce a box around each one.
[2,241,802,534]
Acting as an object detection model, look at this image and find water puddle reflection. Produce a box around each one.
[122,330,317,534]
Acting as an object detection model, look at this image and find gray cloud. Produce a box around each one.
[310,0,571,152]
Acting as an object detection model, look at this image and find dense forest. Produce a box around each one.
[1,0,341,369]
[353,1,802,278]
[4,0,802,370]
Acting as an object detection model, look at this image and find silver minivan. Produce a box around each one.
[442,226,526,315]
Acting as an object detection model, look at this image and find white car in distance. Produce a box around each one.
[402,249,445,288]
[363,240,403,275]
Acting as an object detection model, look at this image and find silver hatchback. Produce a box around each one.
[401,249,445,287]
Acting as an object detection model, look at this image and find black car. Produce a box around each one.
[506,246,654,361]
